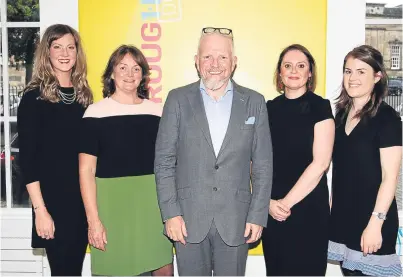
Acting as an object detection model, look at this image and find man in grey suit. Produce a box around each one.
[155,27,272,276]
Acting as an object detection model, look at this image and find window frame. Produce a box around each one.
[365,16,403,222]
[0,0,78,214]
[0,0,40,210]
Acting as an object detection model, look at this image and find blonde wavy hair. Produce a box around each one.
[23,24,93,106]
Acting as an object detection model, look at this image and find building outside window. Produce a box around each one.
[366,1,402,210]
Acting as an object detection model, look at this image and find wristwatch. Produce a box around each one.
[372,212,387,220]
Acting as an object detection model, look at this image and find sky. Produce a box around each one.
[366,0,403,7]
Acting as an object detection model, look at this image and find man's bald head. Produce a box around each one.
[195,32,237,92]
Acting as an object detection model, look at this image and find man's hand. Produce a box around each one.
[165,216,187,245]
[244,223,263,243]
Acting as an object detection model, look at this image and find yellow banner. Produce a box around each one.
[79,0,327,254]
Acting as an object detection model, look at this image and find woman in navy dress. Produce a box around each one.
[261,44,335,276]
[17,24,93,276]
[328,45,402,276]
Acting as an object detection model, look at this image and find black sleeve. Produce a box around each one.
[314,98,334,124]
[266,100,272,119]
[17,89,42,186]
[79,117,99,156]
[378,108,402,148]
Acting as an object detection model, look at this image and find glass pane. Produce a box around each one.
[11,121,29,207]
[7,0,39,22]
[8,27,39,116]
[1,121,5,207]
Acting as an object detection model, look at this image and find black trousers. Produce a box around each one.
[45,237,88,276]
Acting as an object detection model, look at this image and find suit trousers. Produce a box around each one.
[175,220,249,276]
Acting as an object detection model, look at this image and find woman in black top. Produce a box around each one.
[328,45,402,277]
[261,44,335,276]
[17,24,93,276]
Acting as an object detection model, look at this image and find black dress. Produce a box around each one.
[261,91,333,276]
[17,88,88,275]
[328,102,402,277]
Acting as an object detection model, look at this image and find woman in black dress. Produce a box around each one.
[17,24,93,276]
[328,45,402,276]
[261,44,335,276]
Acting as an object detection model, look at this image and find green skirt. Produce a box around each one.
[91,175,173,276]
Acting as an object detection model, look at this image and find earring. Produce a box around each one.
[308,77,312,90]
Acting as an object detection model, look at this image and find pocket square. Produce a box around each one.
[245,116,255,124]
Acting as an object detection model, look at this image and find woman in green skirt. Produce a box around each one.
[79,45,173,276]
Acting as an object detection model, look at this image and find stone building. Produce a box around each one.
[366,3,402,79]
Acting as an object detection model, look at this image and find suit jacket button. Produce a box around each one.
[213,187,218,191]
[215,165,219,169]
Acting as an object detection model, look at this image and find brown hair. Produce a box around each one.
[274,44,317,93]
[23,24,93,107]
[102,45,150,99]
[335,45,388,120]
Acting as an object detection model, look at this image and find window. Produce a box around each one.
[365,1,403,213]
[1,0,39,208]
[391,45,401,70]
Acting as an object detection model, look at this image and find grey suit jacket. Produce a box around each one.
[154,80,273,246]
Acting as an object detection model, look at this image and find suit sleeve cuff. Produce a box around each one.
[247,211,269,228]
[161,204,183,222]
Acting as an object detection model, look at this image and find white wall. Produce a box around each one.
[39,0,78,33]
[325,0,366,103]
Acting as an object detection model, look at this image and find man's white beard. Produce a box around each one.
[202,77,229,91]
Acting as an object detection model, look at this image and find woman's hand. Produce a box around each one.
[88,219,107,251]
[269,199,291,221]
[35,207,55,240]
[361,223,382,256]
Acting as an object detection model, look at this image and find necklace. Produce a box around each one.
[58,89,76,104]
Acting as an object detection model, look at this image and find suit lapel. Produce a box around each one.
[186,81,215,153]
[217,83,249,159]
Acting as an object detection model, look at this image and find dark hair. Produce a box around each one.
[335,45,388,120]
[102,45,150,99]
[274,44,317,93]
